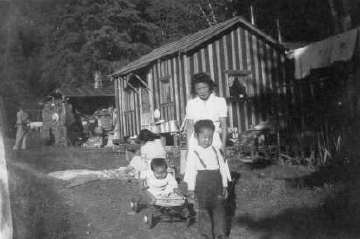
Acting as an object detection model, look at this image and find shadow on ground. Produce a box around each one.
[236,190,360,239]
[225,171,241,236]
[235,159,360,239]
[283,160,352,189]
[8,152,90,239]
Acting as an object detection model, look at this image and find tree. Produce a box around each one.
[40,0,159,92]
[142,0,208,43]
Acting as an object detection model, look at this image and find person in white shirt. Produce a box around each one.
[126,129,166,178]
[185,72,228,152]
[138,129,166,163]
[184,120,231,239]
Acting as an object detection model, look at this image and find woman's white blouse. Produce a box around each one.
[186,93,227,149]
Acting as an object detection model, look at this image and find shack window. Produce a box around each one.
[229,77,247,100]
[159,75,175,121]
[225,70,252,101]
[141,87,150,113]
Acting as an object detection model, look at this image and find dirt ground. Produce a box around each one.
[6,145,360,239]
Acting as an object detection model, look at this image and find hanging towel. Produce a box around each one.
[330,28,358,63]
[294,38,333,79]
[293,28,359,79]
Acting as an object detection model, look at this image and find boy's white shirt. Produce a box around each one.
[140,170,178,197]
[184,144,231,191]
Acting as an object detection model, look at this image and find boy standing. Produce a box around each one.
[184,120,231,239]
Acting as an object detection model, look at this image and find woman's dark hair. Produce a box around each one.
[150,158,168,171]
[191,72,217,95]
[194,120,215,134]
[137,129,160,142]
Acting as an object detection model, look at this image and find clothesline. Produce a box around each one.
[290,27,359,79]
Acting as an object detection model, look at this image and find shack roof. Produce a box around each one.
[113,17,281,76]
[58,85,114,98]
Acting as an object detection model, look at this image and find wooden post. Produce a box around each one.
[250,5,255,25]
[184,55,191,100]
[114,77,121,140]
[0,97,8,136]
[276,18,282,43]
[328,0,340,33]
[0,102,13,239]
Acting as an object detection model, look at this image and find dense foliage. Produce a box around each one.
[0,0,358,116]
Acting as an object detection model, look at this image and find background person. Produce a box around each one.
[13,105,30,150]
[137,129,166,163]
[126,129,166,178]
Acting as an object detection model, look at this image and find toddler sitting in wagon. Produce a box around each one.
[133,158,184,208]
[130,158,192,228]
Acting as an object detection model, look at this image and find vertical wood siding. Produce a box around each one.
[116,25,286,136]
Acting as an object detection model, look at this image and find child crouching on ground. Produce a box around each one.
[126,129,166,179]
[184,120,231,239]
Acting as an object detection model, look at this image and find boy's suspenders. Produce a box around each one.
[193,146,220,169]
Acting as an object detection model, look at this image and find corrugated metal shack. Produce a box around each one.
[112,17,287,139]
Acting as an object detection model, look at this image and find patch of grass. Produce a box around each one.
[8,144,360,239]
[7,146,124,239]
[8,160,75,239]
[229,157,360,239]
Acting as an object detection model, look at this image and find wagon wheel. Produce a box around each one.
[182,205,194,227]
[180,206,189,218]
[185,209,193,227]
[143,213,153,228]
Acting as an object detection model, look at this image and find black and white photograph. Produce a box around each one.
[1,0,360,238]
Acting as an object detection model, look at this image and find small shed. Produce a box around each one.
[41,82,115,146]
[57,84,115,114]
[112,17,287,139]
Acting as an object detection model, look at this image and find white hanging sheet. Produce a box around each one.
[293,28,358,79]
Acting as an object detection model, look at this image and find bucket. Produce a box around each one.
[150,125,160,134]
[168,120,179,133]
[159,122,168,133]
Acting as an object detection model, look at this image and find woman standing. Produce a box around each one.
[184,73,231,238]
[185,72,228,152]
